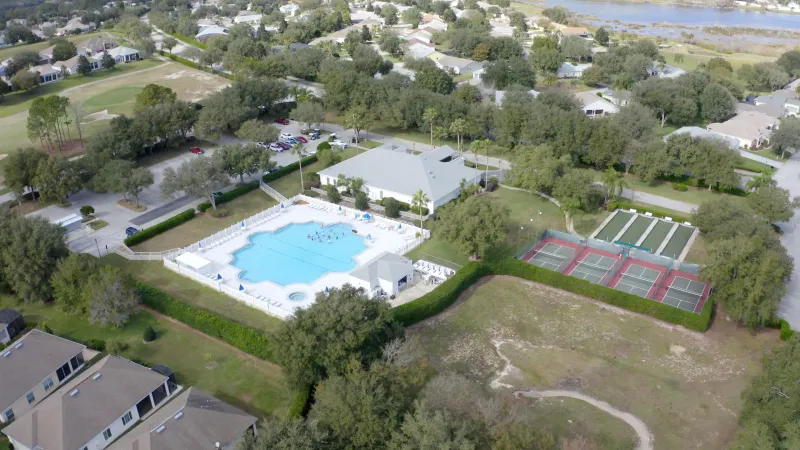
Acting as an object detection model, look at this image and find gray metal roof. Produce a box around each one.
[736,102,786,119]
[0,308,21,325]
[350,252,412,283]
[318,145,478,203]
[0,329,85,411]
[107,387,256,450]
[3,355,168,450]
[664,126,740,149]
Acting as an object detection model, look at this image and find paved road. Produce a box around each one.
[775,153,800,329]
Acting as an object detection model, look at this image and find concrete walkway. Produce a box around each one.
[618,187,699,214]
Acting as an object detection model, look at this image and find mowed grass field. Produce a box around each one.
[410,277,778,449]
[105,253,283,333]
[0,61,230,161]
[0,295,292,418]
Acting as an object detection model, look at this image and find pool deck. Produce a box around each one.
[171,200,424,318]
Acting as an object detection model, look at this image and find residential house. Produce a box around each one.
[29,64,63,84]
[107,387,257,450]
[428,52,483,75]
[195,25,229,43]
[349,252,414,299]
[557,61,591,78]
[81,36,117,55]
[648,63,686,79]
[574,91,619,117]
[402,39,435,59]
[560,26,590,38]
[421,15,448,32]
[495,88,540,107]
[707,111,777,149]
[2,355,178,450]
[736,102,783,122]
[754,89,800,117]
[93,46,140,64]
[53,55,100,74]
[603,89,632,106]
[0,309,24,345]
[57,17,95,36]
[665,126,740,150]
[0,330,87,424]
[407,29,433,44]
[318,144,482,212]
[280,3,300,16]
[37,46,56,65]
[234,10,262,25]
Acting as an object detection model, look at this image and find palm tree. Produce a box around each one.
[746,172,775,192]
[289,86,309,102]
[543,73,558,86]
[601,167,628,203]
[449,118,467,156]
[422,108,438,148]
[412,189,429,234]
[292,143,306,194]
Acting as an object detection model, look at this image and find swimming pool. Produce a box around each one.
[231,222,367,285]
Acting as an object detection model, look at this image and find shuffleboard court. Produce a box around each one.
[594,211,633,242]
[617,216,654,246]
[660,225,694,259]
[639,221,673,254]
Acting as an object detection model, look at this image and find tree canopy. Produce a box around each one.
[437,194,510,259]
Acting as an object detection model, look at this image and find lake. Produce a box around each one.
[538,0,800,30]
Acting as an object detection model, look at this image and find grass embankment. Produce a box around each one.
[105,254,283,333]
[0,295,291,418]
[411,277,778,450]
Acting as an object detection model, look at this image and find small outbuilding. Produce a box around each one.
[0,309,25,345]
[348,252,414,299]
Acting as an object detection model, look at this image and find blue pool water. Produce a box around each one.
[232,222,366,285]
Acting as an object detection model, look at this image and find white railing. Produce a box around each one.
[259,181,288,203]
[180,201,291,254]
[112,245,181,261]
[163,258,292,319]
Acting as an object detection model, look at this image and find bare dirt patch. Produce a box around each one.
[117,199,147,212]
[410,276,778,450]
[82,109,118,123]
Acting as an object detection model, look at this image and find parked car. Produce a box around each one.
[297,136,308,143]
[256,142,269,148]
[213,191,223,197]
[278,142,291,150]
[279,132,293,140]
[274,118,290,125]
[189,147,203,154]
[270,143,282,151]
[287,138,300,145]
[310,132,320,140]
[125,227,140,237]
[331,140,348,149]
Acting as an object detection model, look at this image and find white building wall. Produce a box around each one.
[1,359,84,424]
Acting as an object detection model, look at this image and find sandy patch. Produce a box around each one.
[82,109,118,123]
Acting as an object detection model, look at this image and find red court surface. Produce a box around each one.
[524,238,711,314]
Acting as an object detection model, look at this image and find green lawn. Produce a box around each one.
[130,189,277,252]
[748,147,785,162]
[736,157,774,173]
[0,58,162,118]
[0,295,292,418]
[359,140,381,149]
[592,171,748,208]
[89,219,108,230]
[573,210,611,237]
[83,85,144,115]
[0,32,111,61]
[411,277,777,450]
[105,254,283,333]
[0,438,9,450]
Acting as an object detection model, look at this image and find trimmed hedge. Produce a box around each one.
[262,155,318,183]
[198,182,260,212]
[317,141,331,151]
[393,260,713,332]
[393,262,490,325]
[607,200,691,224]
[169,32,207,49]
[287,385,313,418]
[124,209,196,246]
[137,283,277,362]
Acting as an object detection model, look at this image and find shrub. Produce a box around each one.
[355,191,369,210]
[107,340,129,353]
[287,385,313,418]
[262,155,318,183]
[317,141,331,151]
[383,197,401,218]
[326,184,341,203]
[486,176,499,192]
[142,325,156,343]
[40,322,52,334]
[671,182,688,192]
[779,319,794,341]
[124,209,195,246]
[80,205,95,217]
[198,182,259,212]
[85,338,106,351]
[210,207,229,218]
[607,200,691,224]
[304,172,321,190]
[137,283,277,362]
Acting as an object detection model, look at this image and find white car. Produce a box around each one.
[256,142,269,148]
[270,143,282,151]
[331,140,348,149]
[279,133,293,140]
